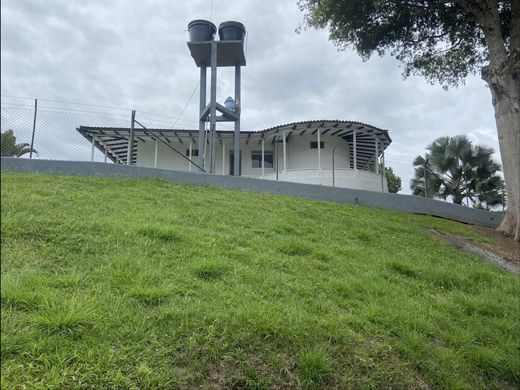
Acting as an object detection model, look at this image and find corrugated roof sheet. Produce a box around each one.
[77,119,392,169]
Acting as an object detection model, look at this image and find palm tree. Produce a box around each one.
[411,135,503,208]
[1,129,37,157]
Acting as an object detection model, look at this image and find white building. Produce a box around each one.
[78,119,391,192]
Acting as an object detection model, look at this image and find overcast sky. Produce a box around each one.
[1,0,500,193]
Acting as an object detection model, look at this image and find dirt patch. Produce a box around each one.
[470,225,520,266]
[429,227,519,275]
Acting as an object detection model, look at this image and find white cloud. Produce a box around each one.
[1,0,499,194]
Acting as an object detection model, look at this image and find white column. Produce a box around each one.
[317,128,321,174]
[261,138,265,177]
[353,129,357,173]
[154,140,159,169]
[127,110,135,166]
[381,150,386,192]
[91,136,96,162]
[104,146,108,163]
[222,141,226,175]
[188,140,192,172]
[375,135,379,174]
[282,131,287,173]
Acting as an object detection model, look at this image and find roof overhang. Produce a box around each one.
[77,119,391,168]
[257,120,391,169]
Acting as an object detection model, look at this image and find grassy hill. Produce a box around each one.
[1,172,519,389]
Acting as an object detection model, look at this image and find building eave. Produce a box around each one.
[77,119,392,169]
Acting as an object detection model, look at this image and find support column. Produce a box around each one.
[222,141,226,175]
[91,136,96,162]
[127,110,136,165]
[375,135,379,174]
[209,41,218,174]
[198,66,207,172]
[353,129,357,173]
[381,150,386,191]
[275,138,279,180]
[261,138,265,177]
[332,146,336,187]
[233,65,241,176]
[188,140,192,172]
[154,140,159,168]
[282,130,287,173]
[317,128,321,174]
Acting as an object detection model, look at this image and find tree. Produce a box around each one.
[385,166,402,193]
[1,129,37,157]
[298,1,520,240]
[476,175,507,210]
[473,180,507,210]
[410,135,503,208]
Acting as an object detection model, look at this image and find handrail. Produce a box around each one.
[262,167,383,177]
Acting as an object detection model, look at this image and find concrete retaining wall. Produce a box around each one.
[1,158,503,228]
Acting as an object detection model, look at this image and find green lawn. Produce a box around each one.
[1,172,519,389]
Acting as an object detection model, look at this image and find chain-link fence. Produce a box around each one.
[1,96,386,191]
[0,96,203,163]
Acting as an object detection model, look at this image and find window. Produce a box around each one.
[251,151,273,168]
[310,141,324,149]
[185,149,199,157]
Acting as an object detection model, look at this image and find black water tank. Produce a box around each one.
[218,21,246,42]
[188,20,217,42]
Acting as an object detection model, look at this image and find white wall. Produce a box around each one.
[134,133,389,191]
[137,132,352,176]
[282,132,350,171]
[137,136,278,176]
[137,139,194,171]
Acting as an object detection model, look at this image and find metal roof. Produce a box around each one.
[77,119,392,169]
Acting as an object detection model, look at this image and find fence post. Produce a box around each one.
[332,145,336,187]
[424,159,429,197]
[127,110,136,165]
[29,99,37,159]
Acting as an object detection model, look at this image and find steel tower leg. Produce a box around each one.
[198,66,207,172]
[209,41,218,173]
[234,65,241,176]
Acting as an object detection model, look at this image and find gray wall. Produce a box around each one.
[1,158,502,228]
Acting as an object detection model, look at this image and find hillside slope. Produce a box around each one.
[1,172,519,389]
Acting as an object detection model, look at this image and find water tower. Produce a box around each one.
[187,19,246,175]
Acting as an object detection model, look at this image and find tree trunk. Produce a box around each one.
[453,193,464,205]
[483,53,520,241]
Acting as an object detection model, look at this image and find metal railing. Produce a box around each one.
[259,166,387,192]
